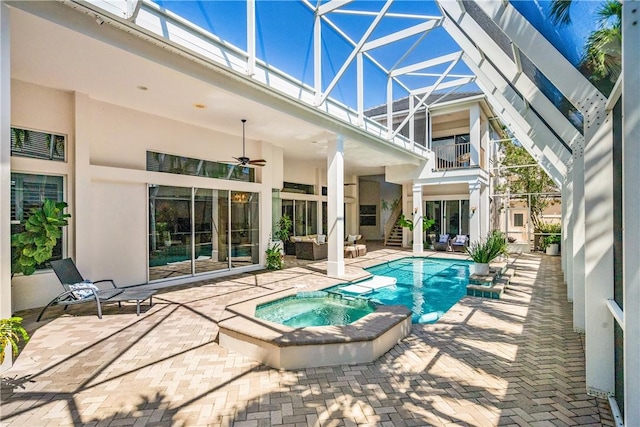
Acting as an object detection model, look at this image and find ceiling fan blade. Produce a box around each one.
[248,159,266,165]
[344,183,357,186]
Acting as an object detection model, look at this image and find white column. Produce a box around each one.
[0,2,11,319]
[469,104,481,166]
[561,179,567,277]
[584,111,614,396]
[246,0,255,77]
[315,168,323,234]
[480,184,489,237]
[260,143,273,265]
[469,180,481,241]
[623,2,640,421]
[326,137,344,278]
[313,14,322,106]
[564,161,574,301]
[572,144,586,332]
[412,184,423,254]
[402,184,410,247]
[74,93,93,273]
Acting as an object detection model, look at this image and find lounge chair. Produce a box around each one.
[37,258,155,321]
[433,234,450,251]
[450,235,469,252]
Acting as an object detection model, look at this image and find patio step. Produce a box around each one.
[466,264,517,299]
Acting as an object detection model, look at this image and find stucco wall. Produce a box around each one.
[10,80,280,311]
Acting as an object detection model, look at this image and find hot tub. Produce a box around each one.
[254,291,375,327]
[218,287,412,370]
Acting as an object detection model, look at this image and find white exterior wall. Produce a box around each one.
[0,2,11,319]
[10,81,76,311]
[584,111,614,396]
[10,81,276,310]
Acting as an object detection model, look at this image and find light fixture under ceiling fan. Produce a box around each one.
[233,119,266,167]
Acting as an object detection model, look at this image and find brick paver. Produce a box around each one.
[1,249,613,426]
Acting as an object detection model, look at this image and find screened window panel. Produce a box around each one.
[11,128,65,161]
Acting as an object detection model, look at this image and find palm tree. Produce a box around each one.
[550,0,621,94]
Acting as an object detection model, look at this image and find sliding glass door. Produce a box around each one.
[230,191,260,268]
[149,185,258,281]
[194,189,229,274]
[426,199,469,237]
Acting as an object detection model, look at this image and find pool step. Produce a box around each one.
[466,264,517,299]
[339,275,397,295]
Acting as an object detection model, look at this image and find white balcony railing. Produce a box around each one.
[433,143,472,171]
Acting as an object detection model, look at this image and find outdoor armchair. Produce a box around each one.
[434,234,450,251]
[449,235,469,253]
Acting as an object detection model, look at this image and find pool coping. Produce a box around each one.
[218,284,412,370]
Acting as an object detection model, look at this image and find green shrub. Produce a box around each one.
[11,200,70,276]
[274,215,293,242]
[265,241,284,270]
[0,317,29,364]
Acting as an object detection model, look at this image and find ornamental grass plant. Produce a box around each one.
[466,230,509,264]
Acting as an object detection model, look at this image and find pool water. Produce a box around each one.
[336,257,471,324]
[255,292,375,327]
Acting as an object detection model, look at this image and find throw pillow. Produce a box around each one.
[347,234,357,244]
[439,234,449,243]
[455,235,467,244]
[68,281,99,299]
[318,234,326,244]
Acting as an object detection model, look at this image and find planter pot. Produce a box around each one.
[546,243,559,256]
[473,262,490,275]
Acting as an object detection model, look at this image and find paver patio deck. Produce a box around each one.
[1,246,614,426]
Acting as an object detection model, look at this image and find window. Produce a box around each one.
[359,205,377,226]
[11,128,66,161]
[11,173,65,269]
[282,182,315,195]
[513,213,524,227]
[147,151,255,182]
[283,200,317,236]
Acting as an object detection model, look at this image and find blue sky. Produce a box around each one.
[154,0,470,109]
[154,1,601,110]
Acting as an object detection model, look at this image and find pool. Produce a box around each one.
[255,291,376,327]
[334,257,471,323]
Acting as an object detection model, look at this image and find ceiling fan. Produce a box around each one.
[233,119,266,167]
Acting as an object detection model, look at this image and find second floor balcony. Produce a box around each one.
[433,142,485,171]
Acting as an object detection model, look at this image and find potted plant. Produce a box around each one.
[265,240,284,270]
[1,317,29,369]
[275,215,294,255]
[11,199,71,277]
[466,230,508,275]
[543,234,561,256]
